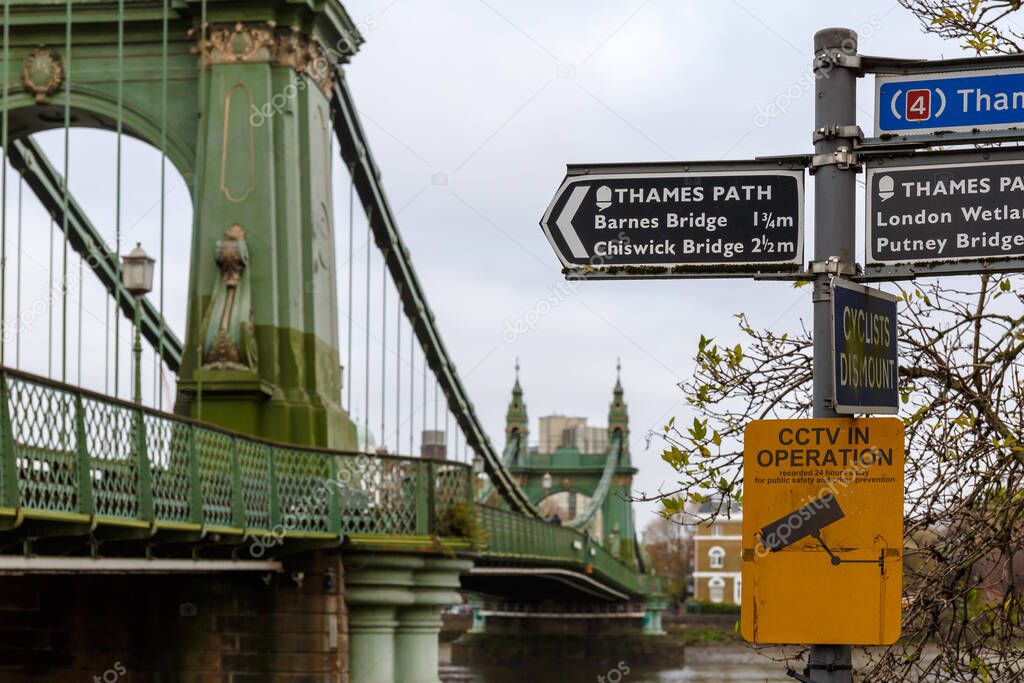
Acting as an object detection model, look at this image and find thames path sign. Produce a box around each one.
[866,150,1024,271]
[539,161,804,278]
[876,66,1024,135]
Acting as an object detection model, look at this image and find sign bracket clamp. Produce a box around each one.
[809,147,859,173]
[812,125,863,144]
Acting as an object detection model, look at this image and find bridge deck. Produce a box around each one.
[0,367,660,599]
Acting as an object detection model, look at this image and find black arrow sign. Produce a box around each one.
[539,161,805,279]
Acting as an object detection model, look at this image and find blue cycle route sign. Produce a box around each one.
[831,279,899,415]
[876,67,1024,136]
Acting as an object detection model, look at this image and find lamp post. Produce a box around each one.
[121,243,155,405]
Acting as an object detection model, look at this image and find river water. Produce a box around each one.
[439,663,778,682]
[438,644,783,682]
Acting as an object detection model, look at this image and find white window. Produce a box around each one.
[712,524,723,536]
[734,576,742,604]
[708,546,725,569]
[709,577,725,603]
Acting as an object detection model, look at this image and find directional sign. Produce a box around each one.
[741,418,904,646]
[539,162,804,279]
[832,279,898,415]
[877,67,1024,135]
[866,149,1024,273]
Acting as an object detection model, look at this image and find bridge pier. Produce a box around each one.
[643,596,670,636]
[344,552,472,683]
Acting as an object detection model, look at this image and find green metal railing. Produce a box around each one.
[0,366,661,596]
[0,367,469,540]
[476,504,664,597]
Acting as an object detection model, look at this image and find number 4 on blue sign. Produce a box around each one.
[876,67,1024,135]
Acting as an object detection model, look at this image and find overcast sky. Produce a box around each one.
[337,0,963,528]
[1,1,970,531]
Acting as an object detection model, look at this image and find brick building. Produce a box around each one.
[691,499,742,605]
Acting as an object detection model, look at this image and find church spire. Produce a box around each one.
[609,359,629,463]
[505,359,528,460]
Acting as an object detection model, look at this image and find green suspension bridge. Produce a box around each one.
[0,1,665,679]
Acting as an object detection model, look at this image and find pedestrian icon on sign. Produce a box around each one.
[877,175,894,202]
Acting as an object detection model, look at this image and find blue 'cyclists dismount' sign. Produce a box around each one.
[876,68,1024,136]
[831,279,899,415]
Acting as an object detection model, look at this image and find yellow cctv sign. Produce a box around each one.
[741,418,904,645]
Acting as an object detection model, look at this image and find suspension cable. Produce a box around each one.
[346,171,354,411]
[48,216,54,378]
[61,0,72,383]
[1,0,8,368]
[405,317,409,456]
[113,0,123,397]
[15,176,22,367]
[77,255,82,385]
[195,0,208,421]
[380,256,386,451]
[157,0,168,409]
[421,349,426,455]
[363,212,371,452]
[395,283,401,453]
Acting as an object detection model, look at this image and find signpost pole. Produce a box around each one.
[809,27,859,683]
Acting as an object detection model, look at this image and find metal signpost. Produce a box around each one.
[538,24,1024,683]
[540,162,804,279]
[831,279,898,415]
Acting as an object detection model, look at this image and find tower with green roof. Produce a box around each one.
[504,363,640,566]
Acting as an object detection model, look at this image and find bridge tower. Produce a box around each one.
[506,365,639,565]
[2,0,359,449]
[170,8,359,449]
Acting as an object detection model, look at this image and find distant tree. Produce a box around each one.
[641,515,690,600]
[900,0,1024,54]
[642,275,1024,680]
